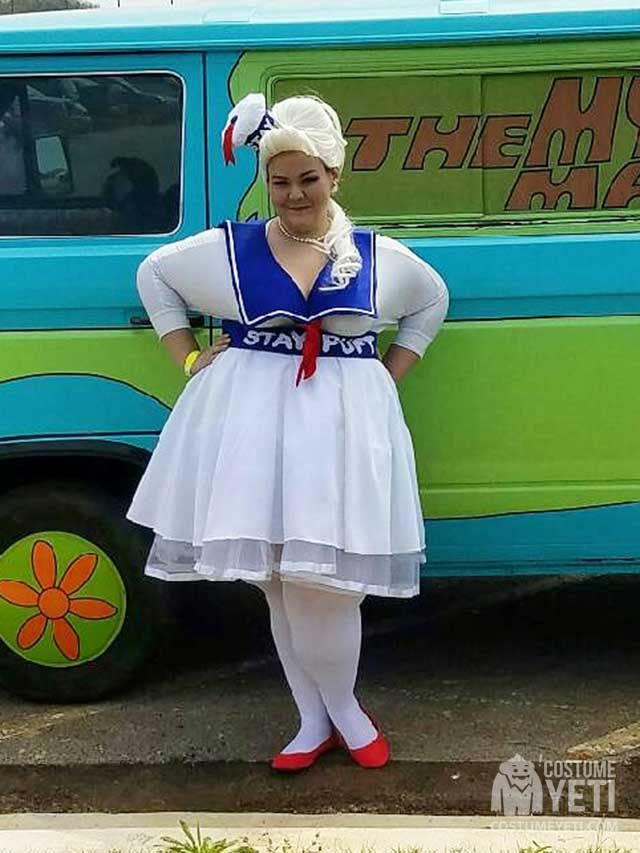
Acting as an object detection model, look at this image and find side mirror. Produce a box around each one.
[35,135,72,196]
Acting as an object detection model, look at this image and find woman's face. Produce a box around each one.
[266,150,338,237]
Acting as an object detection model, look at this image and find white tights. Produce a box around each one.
[245,572,378,753]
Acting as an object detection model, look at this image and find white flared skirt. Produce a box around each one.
[126,347,426,598]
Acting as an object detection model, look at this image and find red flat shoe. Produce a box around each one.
[271,733,338,772]
[332,704,379,748]
[332,706,391,769]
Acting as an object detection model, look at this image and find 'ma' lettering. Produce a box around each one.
[506,166,598,210]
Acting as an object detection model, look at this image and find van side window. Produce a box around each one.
[0,73,183,237]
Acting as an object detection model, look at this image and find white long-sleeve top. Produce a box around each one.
[137,225,449,357]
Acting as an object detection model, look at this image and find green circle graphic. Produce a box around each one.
[0,532,127,667]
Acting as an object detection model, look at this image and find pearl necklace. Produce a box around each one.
[276,216,331,255]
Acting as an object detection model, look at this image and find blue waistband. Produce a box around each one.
[221,320,379,359]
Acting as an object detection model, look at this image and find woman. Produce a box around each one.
[127,93,449,772]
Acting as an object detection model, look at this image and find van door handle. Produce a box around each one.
[129,314,153,327]
[129,314,205,328]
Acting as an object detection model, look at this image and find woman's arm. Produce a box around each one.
[160,327,230,375]
[136,253,191,341]
[379,237,450,382]
[160,328,199,367]
[382,343,420,383]
[136,231,231,375]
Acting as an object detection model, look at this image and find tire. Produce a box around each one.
[0,478,165,702]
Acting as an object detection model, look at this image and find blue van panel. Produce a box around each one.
[0,375,169,442]
[1,3,640,54]
[3,231,639,328]
[423,501,640,575]
[405,232,640,320]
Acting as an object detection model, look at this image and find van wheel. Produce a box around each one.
[0,479,164,703]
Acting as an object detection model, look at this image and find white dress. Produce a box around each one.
[126,220,449,599]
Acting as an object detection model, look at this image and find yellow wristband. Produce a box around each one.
[183,349,200,377]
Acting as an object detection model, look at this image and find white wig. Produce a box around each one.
[258,96,362,290]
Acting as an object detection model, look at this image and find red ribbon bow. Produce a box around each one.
[295,319,323,387]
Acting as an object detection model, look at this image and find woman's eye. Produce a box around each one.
[304,177,318,183]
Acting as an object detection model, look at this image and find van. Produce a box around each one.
[1,0,639,701]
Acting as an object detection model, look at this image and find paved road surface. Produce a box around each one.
[2,575,640,816]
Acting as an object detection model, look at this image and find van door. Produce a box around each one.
[0,52,206,702]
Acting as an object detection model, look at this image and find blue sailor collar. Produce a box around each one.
[221,219,377,327]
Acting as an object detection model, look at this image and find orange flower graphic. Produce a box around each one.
[0,540,118,661]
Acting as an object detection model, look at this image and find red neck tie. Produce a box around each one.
[295,319,323,387]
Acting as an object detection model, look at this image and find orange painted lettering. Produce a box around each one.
[506,167,598,209]
[526,77,622,167]
[345,117,412,171]
[404,116,479,170]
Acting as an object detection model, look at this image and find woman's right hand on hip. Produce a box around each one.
[190,334,231,376]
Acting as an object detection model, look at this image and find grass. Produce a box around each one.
[87,821,635,853]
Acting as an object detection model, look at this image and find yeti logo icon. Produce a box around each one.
[491,754,543,815]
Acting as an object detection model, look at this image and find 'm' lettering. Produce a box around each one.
[626,77,640,158]
[526,77,622,166]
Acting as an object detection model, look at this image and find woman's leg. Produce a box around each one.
[281,580,378,750]
[244,573,334,753]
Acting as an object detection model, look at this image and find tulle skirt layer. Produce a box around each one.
[126,348,426,598]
